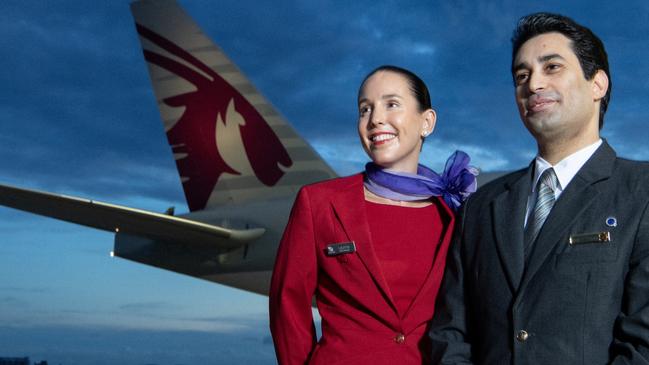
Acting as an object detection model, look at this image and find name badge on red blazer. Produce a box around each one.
[326,242,356,256]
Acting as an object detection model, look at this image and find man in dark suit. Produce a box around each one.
[430,12,649,364]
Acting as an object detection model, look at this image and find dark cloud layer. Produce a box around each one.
[2,0,648,204]
[0,324,276,365]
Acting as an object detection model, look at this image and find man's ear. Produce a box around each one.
[592,69,609,101]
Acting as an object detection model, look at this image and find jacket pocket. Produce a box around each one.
[556,231,619,265]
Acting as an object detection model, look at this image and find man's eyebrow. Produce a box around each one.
[538,53,565,63]
[512,61,529,74]
[512,53,566,73]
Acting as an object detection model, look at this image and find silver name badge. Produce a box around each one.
[326,242,356,256]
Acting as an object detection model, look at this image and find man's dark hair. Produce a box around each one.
[358,65,432,112]
[511,13,611,129]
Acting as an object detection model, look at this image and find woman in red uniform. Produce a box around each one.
[269,65,476,365]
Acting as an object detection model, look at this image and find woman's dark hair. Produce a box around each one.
[358,65,432,112]
[511,12,611,129]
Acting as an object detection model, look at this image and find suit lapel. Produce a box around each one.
[519,141,616,292]
[492,167,531,293]
[330,176,398,316]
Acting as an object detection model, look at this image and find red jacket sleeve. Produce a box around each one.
[269,187,319,365]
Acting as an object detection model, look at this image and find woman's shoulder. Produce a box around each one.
[292,173,364,209]
[300,173,364,194]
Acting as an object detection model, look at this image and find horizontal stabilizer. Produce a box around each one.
[0,183,264,249]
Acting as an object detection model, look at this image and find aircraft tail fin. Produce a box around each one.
[130,0,336,211]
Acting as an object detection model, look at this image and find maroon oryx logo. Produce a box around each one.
[136,24,292,211]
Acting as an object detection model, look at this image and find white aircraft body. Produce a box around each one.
[0,0,501,297]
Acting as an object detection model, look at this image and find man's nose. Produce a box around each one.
[528,71,547,93]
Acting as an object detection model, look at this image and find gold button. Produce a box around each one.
[516,330,529,342]
[394,333,405,344]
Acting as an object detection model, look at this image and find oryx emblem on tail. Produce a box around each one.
[136,24,293,211]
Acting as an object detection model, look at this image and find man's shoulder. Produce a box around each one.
[613,157,649,193]
[470,168,528,201]
[615,157,649,172]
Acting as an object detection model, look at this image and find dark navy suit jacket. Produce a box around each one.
[430,142,649,364]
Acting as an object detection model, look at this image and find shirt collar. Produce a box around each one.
[532,139,602,193]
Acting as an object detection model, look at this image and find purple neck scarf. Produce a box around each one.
[364,150,478,211]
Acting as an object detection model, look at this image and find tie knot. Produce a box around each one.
[539,168,558,191]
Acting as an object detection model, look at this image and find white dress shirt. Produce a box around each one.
[524,139,603,227]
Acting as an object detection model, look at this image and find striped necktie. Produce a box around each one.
[524,168,559,259]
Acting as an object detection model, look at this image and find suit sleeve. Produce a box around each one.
[429,199,474,364]
[269,187,319,365]
[611,200,649,364]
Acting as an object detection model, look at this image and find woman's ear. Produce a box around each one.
[421,108,437,137]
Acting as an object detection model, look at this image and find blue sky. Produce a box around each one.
[1,0,648,363]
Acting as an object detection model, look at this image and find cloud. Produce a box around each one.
[0,296,28,307]
[0,286,48,294]
[421,141,512,172]
[112,302,262,332]
[310,136,367,176]
[310,131,527,177]
[118,301,182,313]
[410,42,436,56]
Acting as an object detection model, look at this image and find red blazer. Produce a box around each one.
[270,174,455,365]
